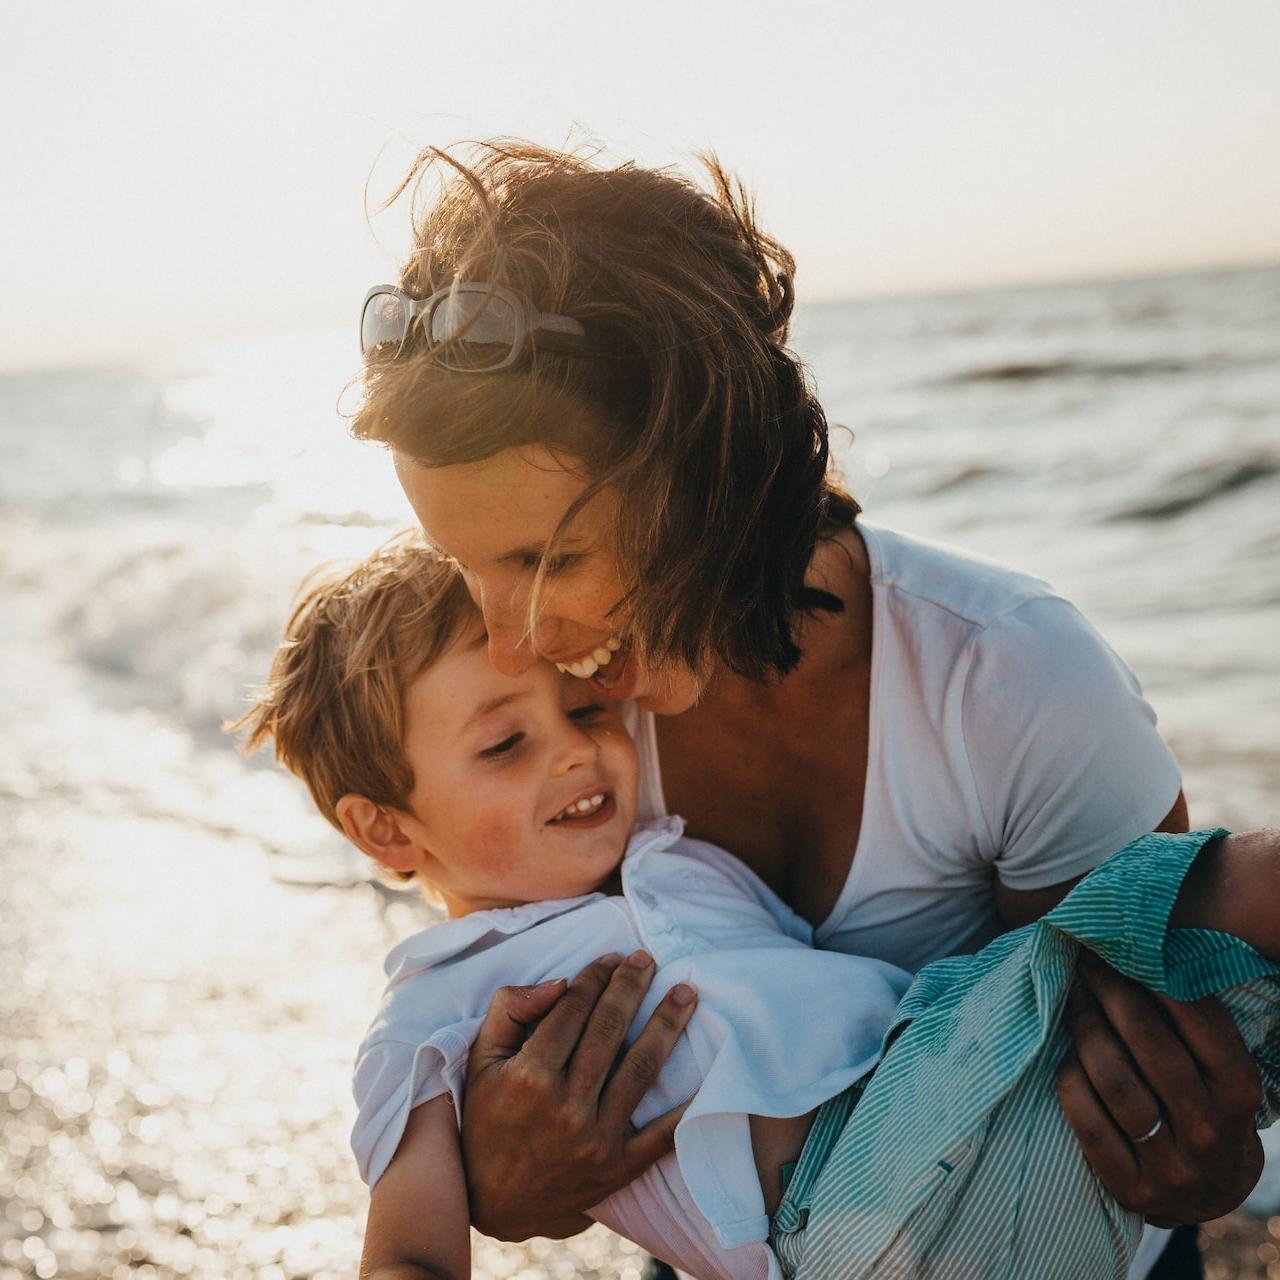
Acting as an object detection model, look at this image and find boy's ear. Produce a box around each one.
[336,794,423,874]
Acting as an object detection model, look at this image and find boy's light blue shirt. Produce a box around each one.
[352,817,912,1280]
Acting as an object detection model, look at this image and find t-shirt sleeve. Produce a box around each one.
[962,595,1183,891]
[349,1020,478,1190]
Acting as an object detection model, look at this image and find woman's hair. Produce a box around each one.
[352,140,858,681]
[231,531,476,882]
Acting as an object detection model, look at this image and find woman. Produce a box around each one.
[352,141,1263,1277]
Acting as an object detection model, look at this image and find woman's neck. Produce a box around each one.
[700,526,873,718]
[654,525,875,923]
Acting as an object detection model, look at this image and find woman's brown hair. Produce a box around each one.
[352,140,858,681]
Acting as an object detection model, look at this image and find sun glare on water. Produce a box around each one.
[155,330,409,535]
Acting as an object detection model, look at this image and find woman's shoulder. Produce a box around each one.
[858,521,1141,717]
[857,520,1059,631]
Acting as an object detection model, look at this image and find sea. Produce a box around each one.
[3,263,1277,860]
[1,263,1279,1277]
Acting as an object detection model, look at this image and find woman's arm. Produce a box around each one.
[361,1095,472,1280]
[967,594,1267,1225]
[1053,828,1279,1228]
[992,792,1189,930]
[998,792,1267,1225]
[1169,827,1280,957]
[460,954,698,1242]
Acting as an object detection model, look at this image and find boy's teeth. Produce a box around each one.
[554,792,607,821]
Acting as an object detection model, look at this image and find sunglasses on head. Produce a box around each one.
[360,282,588,371]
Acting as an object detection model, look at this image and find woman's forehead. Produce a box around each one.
[394,447,602,563]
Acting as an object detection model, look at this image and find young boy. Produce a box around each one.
[238,532,1280,1280]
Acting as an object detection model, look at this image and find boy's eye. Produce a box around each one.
[480,732,523,758]
[568,703,605,722]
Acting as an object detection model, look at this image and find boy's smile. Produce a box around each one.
[390,620,638,916]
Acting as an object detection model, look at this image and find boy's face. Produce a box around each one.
[398,621,639,915]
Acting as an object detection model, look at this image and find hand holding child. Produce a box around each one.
[462,953,698,1242]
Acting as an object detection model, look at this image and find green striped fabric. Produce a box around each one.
[772,830,1280,1280]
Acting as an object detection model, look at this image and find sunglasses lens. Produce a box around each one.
[361,292,408,357]
[429,291,518,370]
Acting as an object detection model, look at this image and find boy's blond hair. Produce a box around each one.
[234,531,476,842]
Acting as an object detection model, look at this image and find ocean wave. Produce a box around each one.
[1109,456,1280,522]
[3,519,390,745]
[918,463,1008,495]
[4,266,1277,859]
[940,357,1197,385]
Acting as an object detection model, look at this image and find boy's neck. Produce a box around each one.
[442,865,626,919]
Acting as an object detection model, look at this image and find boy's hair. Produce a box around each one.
[233,531,477,852]
[351,140,858,685]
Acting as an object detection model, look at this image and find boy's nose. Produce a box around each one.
[555,732,599,768]
[552,723,600,775]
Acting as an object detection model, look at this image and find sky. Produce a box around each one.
[2,0,1279,372]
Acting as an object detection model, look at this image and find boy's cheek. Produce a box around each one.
[469,814,534,871]
[608,739,641,822]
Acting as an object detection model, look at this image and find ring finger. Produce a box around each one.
[1075,955,1213,1132]
[1065,979,1165,1142]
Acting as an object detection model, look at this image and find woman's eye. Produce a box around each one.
[520,552,578,575]
[480,732,523,758]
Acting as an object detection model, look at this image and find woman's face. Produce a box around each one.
[395,446,707,715]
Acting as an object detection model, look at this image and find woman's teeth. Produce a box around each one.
[552,792,607,822]
[556,637,622,681]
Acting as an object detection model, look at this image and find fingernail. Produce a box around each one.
[531,977,566,994]
[599,953,623,968]
[671,983,696,1007]
[626,948,653,968]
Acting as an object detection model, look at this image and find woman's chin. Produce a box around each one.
[633,669,707,716]
[589,646,707,715]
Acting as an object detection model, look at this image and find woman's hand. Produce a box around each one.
[461,951,698,1242]
[1056,951,1265,1227]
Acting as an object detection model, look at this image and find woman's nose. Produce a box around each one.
[482,606,537,676]
[472,575,562,677]
[472,582,538,676]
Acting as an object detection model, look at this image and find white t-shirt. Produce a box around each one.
[623,521,1184,1276]
[351,818,913,1280]
[626,521,1183,973]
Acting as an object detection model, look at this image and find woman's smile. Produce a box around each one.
[555,635,622,681]
[394,447,706,712]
